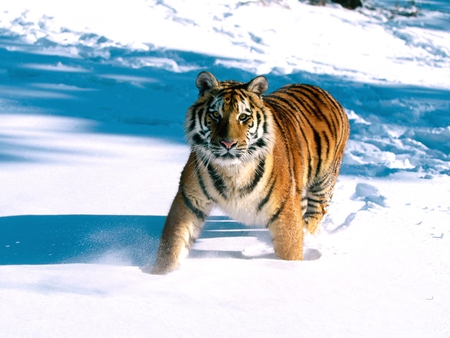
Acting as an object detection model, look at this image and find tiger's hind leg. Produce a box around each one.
[303,173,338,234]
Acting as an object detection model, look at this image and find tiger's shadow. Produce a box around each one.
[190,216,322,261]
[189,216,275,260]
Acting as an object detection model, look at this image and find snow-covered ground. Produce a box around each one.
[0,0,449,337]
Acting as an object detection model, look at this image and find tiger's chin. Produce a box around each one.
[213,156,243,166]
[203,150,240,166]
[193,147,243,167]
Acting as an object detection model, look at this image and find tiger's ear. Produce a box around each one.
[196,72,219,96]
[247,76,268,97]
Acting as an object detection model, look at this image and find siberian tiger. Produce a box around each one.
[148,71,349,274]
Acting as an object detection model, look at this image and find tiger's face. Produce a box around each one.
[186,72,274,166]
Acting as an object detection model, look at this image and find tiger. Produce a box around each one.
[148,71,349,275]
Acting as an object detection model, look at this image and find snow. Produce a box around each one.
[0,0,449,337]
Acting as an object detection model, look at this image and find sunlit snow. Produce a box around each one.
[0,0,449,337]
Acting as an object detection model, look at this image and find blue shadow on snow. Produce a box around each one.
[0,215,266,266]
[1,33,449,174]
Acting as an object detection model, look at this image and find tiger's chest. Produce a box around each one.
[198,158,273,226]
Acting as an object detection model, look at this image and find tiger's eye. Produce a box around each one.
[238,113,249,121]
[210,111,220,119]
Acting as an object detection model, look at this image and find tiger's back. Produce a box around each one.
[266,84,349,184]
[148,72,349,274]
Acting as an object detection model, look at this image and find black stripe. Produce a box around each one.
[309,172,331,191]
[237,90,246,102]
[262,110,269,135]
[192,133,207,147]
[308,191,328,198]
[181,187,206,221]
[195,160,215,202]
[322,130,331,159]
[187,112,196,133]
[201,106,209,130]
[187,102,204,132]
[307,199,321,207]
[200,158,228,198]
[240,158,266,196]
[255,109,262,135]
[267,198,288,227]
[308,173,335,196]
[247,138,267,154]
[311,87,338,136]
[321,89,343,118]
[304,211,321,218]
[257,175,277,211]
[320,92,341,136]
[314,129,322,177]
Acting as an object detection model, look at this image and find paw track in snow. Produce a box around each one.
[351,183,387,207]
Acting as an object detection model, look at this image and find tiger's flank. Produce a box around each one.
[146,71,349,275]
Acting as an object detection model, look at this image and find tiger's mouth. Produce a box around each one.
[208,142,246,164]
[212,149,243,160]
[219,152,241,160]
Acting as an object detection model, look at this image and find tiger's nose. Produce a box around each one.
[220,139,237,150]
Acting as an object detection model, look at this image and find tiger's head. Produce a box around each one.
[186,72,274,166]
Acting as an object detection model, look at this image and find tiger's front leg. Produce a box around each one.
[147,185,212,275]
[267,196,304,261]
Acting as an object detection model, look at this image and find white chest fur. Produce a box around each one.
[201,158,272,227]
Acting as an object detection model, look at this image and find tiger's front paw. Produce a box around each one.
[141,259,179,275]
